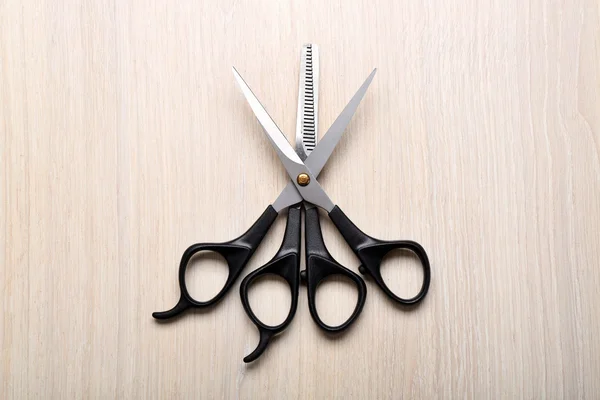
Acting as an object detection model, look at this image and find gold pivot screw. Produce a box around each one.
[297,173,310,186]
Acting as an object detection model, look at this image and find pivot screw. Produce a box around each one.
[297,173,310,186]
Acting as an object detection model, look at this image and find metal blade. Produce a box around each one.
[305,68,376,177]
[295,44,319,160]
[232,67,302,165]
[273,69,377,211]
[233,66,335,211]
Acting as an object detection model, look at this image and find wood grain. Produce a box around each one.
[2,0,600,398]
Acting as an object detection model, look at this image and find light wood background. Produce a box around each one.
[2,0,600,398]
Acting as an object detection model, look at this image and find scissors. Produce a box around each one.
[154,45,431,362]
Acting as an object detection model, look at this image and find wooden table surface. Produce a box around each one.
[2,0,599,398]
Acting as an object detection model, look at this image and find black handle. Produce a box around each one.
[328,205,431,305]
[303,206,367,332]
[153,205,279,320]
[239,206,301,363]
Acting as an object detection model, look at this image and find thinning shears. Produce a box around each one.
[154,45,431,362]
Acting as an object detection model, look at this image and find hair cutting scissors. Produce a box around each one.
[154,45,431,362]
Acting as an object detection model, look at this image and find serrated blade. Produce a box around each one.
[295,44,319,161]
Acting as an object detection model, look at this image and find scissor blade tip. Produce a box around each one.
[232,67,247,88]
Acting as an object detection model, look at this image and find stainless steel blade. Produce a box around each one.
[295,44,319,161]
[273,69,377,211]
[305,68,376,177]
[233,66,335,211]
[233,67,302,165]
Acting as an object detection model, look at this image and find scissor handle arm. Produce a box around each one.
[152,205,278,320]
[328,205,431,305]
[239,206,301,363]
[304,206,367,332]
